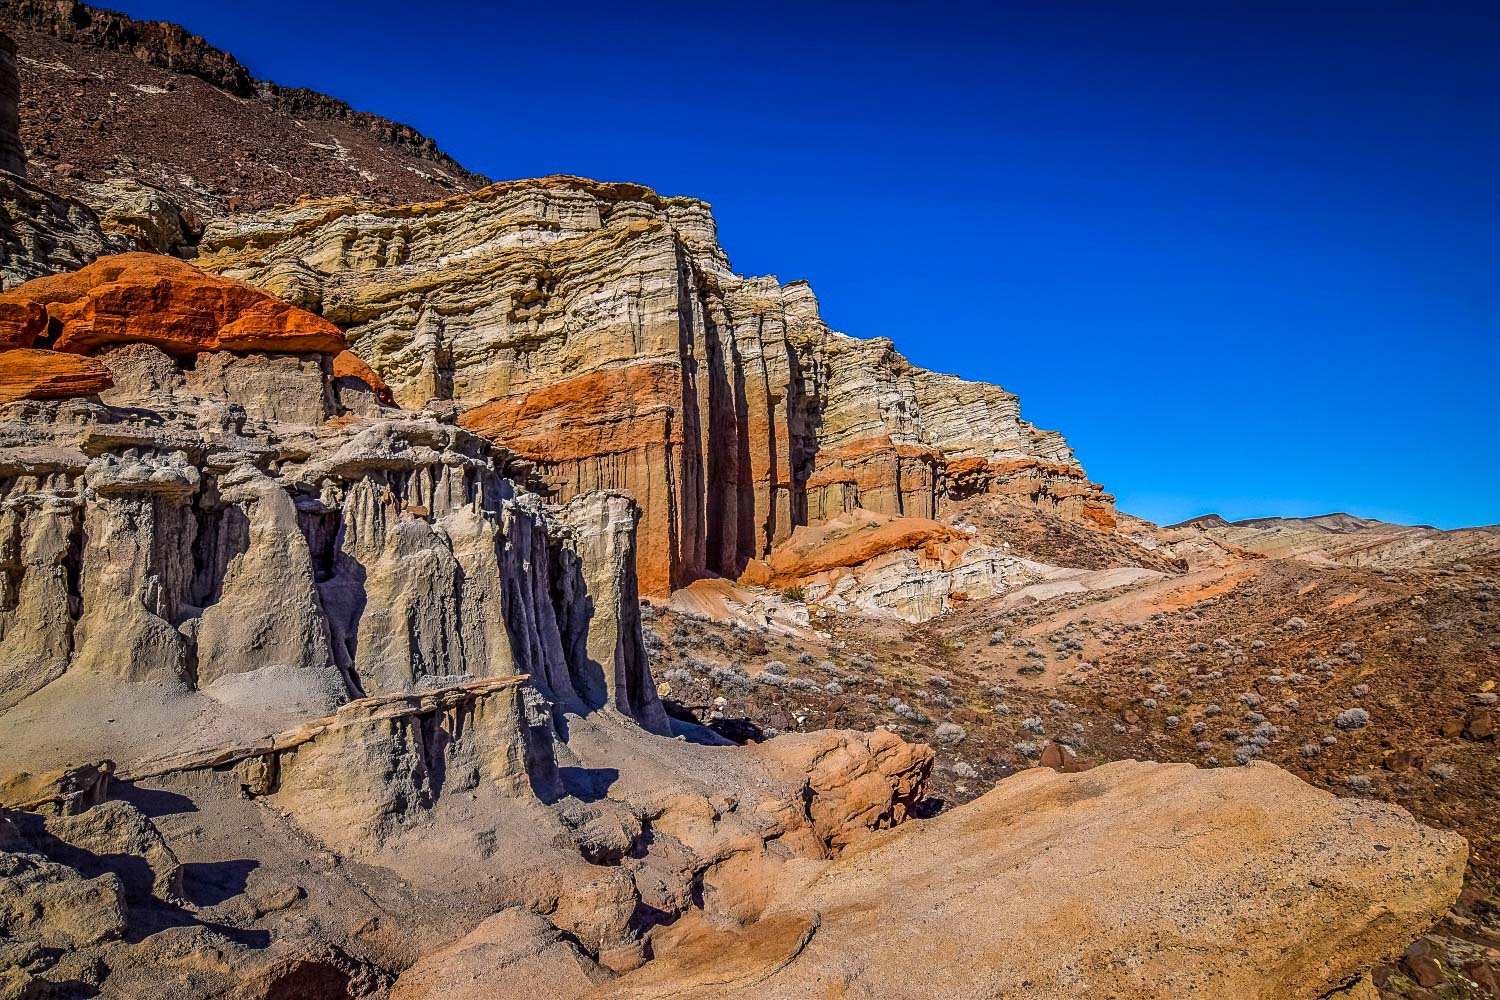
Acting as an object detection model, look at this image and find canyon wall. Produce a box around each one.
[0,255,668,735]
[198,177,1115,594]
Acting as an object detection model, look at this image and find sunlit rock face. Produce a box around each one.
[198,176,1114,594]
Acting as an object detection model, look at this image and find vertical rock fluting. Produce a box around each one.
[549,491,671,735]
[0,262,670,736]
[0,31,24,177]
[197,177,1116,595]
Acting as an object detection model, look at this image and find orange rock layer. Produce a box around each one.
[0,348,113,405]
[332,349,395,406]
[460,362,685,594]
[0,253,345,357]
[740,511,971,589]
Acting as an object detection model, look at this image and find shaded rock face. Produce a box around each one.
[0,29,22,176]
[0,170,132,289]
[199,177,1116,594]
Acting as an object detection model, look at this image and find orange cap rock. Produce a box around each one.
[332,349,395,406]
[0,253,345,357]
[0,348,114,404]
[0,300,47,349]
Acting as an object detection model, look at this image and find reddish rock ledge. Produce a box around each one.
[0,347,113,404]
[0,253,345,357]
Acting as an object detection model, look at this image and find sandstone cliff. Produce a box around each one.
[197,177,1116,594]
[0,255,669,737]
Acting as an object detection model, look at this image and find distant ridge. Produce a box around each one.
[0,0,489,213]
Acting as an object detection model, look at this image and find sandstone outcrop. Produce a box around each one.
[0,346,111,403]
[0,252,346,355]
[598,760,1466,999]
[739,507,1161,622]
[197,177,1116,594]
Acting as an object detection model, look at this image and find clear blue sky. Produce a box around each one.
[111,1,1500,528]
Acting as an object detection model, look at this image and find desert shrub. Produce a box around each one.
[1334,707,1370,730]
[764,660,788,675]
[710,665,751,693]
[1021,716,1045,734]
[953,761,979,779]
[893,701,929,723]
[935,722,967,744]
[782,585,806,601]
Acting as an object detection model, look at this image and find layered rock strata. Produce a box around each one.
[0,258,668,737]
[394,760,1466,1000]
[743,507,1162,622]
[0,170,131,288]
[197,177,1116,594]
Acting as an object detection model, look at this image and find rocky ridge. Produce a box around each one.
[196,178,1116,595]
[0,0,488,217]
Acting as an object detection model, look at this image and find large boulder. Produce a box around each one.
[600,760,1466,999]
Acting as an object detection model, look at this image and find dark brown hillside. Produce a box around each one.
[1,0,488,214]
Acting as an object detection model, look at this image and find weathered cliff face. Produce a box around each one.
[197,177,1115,594]
[0,256,669,737]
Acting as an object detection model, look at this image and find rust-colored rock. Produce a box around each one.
[0,347,113,404]
[332,349,395,407]
[0,253,344,357]
[0,300,45,347]
[1465,710,1495,741]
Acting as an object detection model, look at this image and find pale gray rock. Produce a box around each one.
[0,172,132,289]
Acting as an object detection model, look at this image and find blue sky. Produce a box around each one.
[110,1,1500,528]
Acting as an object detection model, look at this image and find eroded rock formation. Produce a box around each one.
[594,760,1467,999]
[0,174,1473,1000]
[196,177,1116,594]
